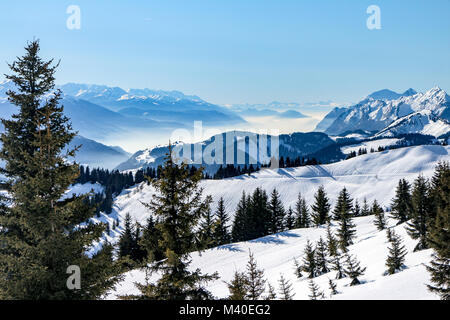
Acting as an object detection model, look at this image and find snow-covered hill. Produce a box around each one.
[109,215,437,300]
[94,144,449,299]
[321,87,450,137]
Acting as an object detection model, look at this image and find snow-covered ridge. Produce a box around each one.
[321,87,450,137]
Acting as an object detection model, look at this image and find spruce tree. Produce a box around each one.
[426,162,450,299]
[311,186,331,226]
[294,193,310,228]
[266,283,277,300]
[372,200,387,231]
[232,191,249,242]
[245,251,266,300]
[118,213,136,259]
[344,254,366,286]
[315,237,330,275]
[249,188,270,239]
[331,251,345,279]
[361,198,371,216]
[278,274,294,300]
[385,231,407,275]
[139,216,163,263]
[213,197,231,245]
[199,195,217,249]
[0,40,120,299]
[336,198,357,251]
[353,199,361,217]
[131,145,218,300]
[390,179,412,224]
[284,207,295,231]
[329,278,338,296]
[227,271,248,300]
[308,280,324,300]
[293,257,303,279]
[333,187,353,220]
[326,224,338,257]
[302,240,317,278]
[406,175,432,251]
[268,188,285,234]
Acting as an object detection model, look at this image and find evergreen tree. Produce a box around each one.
[390,179,412,224]
[333,187,353,220]
[361,198,371,216]
[294,193,310,228]
[0,40,120,299]
[139,216,164,263]
[385,231,407,275]
[226,271,248,300]
[372,200,387,231]
[284,207,295,231]
[266,283,277,300]
[213,197,231,245]
[315,237,330,274]
[232,191,249,242]
[302,240,317,278]
[130,145,218,300]
[308,280,324,300]
[248,188,270,239]
[344,254,366,286]
[277,274,294,300]
[336,197,357,251]
[199,196,217,249]
[406,175,432,251]
[426,162,450,299]
[118,213,136,259]
[245,251,266,300]
[331,252,346,279]
[311,186,331,226]
[268,188,286,234]
[353,199,361,217]
[329,278,338,296]
[293,257,303,279]
[326,224,339,257]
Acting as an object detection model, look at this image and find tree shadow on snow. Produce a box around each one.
[249,231,300,244]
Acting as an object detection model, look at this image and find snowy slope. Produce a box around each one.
[101,144,449,299]
[109,216,437,300]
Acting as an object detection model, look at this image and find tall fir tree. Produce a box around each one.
[232,191,249,242]
[213,197,231,245]
[331,251,346,279]
[426,162,450,299]
[294,193,310,228]
[268,188,286,234]
[284,207,295,231]
[0,40,120,299]
[390,179,413,224]
[372,200,387,231]
[244,251,266,300]
[302,240,317,278]
[353,199,361,217]
[361,197,371,216]
[326,224,339,257]
[118,213,137,259]
[311,186,331,226]
[130,145,218,300]
[277,274,294,300]
[385,230,407,275]
[199,195,217,249]
[315,237,330,275]
[249,188,270,239]
[406,175,432,251]
[336,197,357,251]
[332,187,353,220]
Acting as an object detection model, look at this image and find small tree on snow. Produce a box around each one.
[315,237,330,275]
[278,274,294,300]
[372,200,387,231]
[293,257,303,279]
[245,251,266,300]
[308,280,324,300]
[331,251,346,279]
[302,240,317,278]
[328,279,339,296]
[385,231,407,275]
[266,283,277,300]
[226,271,248,300]
[344,254,366,286]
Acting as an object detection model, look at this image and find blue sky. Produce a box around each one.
[0,0,449,105]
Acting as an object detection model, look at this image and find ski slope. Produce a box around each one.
[102,144,448,300]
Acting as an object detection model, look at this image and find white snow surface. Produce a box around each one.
[104,145,448,300]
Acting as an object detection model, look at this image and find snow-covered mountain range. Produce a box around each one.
[316,87,450,138]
